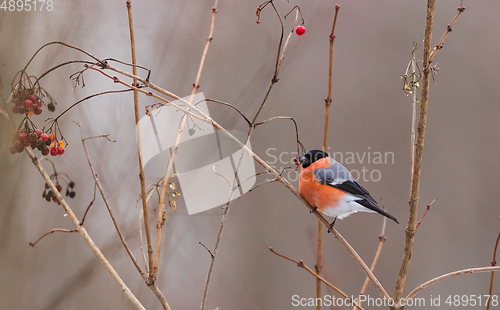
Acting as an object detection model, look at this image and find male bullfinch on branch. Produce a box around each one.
[299,150,398,226]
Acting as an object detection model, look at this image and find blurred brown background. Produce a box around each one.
[1,1,499,309]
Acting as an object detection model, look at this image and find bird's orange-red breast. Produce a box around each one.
[299,150,398,223]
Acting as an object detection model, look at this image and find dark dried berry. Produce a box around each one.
[47,102,55,112]
[68,181,75,188]
[69,192,75,198]
[56,184,62,192]
[17,105,26,114]
[41,146,50,156]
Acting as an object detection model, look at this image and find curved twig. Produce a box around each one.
[406,266,500,300]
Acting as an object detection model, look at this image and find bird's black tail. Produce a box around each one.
[357,199,399,224]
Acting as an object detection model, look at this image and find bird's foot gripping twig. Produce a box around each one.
[327,217,338,233]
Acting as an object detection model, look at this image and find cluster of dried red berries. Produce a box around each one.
[11,89,44,115]
[10,129,65,156]
[42,181,76,204]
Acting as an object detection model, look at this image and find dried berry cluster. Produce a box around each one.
[42,181,76,204]
[10,128,65,156]
[10,88,55,115]
[11,90,43,115]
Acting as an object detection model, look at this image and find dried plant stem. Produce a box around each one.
[409,47,418,191]
[416,198,437,228]
[26,148,145,310]
[317,6,340,305]
[78,125,145,279]
[406,266,500,300]
[126,0,154,281]
[269,247,364,310]
[323,4,339,149]
[393,1,435,307]
[487,223,500,310]
[153,2,218,280]
[29,228,77,247]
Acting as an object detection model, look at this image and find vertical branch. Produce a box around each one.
[393,0,435,307]
[153,1,219,279]
[317,4,340,308]
[486,218,500,310]
[126,0,154,280]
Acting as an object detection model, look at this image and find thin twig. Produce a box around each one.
[205,98,251,126]
[77,123,145,279]
[199,242,215,258]
[416,198,437,228]
[406,266,500,300]
[318,6,340,305]
[268,247,364,310]
[29,228,77,247]
[409,43,419,192]
[126,0,155,284]
[427,6,465,69]
[80,182,97,226]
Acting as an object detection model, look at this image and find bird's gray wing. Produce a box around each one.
[313,159,376,204]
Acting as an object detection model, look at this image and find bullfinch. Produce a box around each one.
[299,150,398,225]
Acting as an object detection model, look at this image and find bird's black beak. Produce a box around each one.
[299,156,308,167]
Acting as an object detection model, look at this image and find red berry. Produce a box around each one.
[30,94,37,101]
[24,99,33,109]
[35,129,41,136]
[50,147,58,156]
[19,132,27,141]
[34,107,43,115]
[11,105,18,113]
[9,146,17,154]
[41,134,48,142]
[57,147,65,155]
[296,25,306,36]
